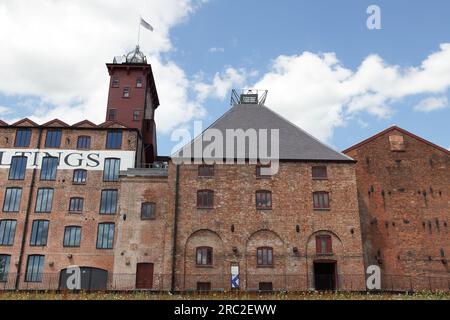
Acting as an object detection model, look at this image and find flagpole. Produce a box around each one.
[137,17,141,46]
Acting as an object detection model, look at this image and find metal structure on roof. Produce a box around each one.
[113,45,147,64]
[230,89,268,106]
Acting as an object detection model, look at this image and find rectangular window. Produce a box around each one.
[9,156,27,180]
[257,247,273,266]
[136,78,143,88]
[25,255,44,282]
[0,220,17,246]
[30,220,49,246]
[108,109,117,121]
[0,255,10,282]
[197,190,214,209]
[63,226,81,247]
[103,158,120,182]
[111,77,119,88]
[69,197,84,213]
[73,169,87,184]
[96,223,115,249]
[123,87,130,98]
[76,136,91,150]
[133,110,140,121]
[259,282,273,291]
[45,129,62,148]
[3,188,22,212]
[35,188,54,213]
[196,247,213,266]
[196,282,211,292]
[14,128,32,147]
[40,156,58,181]
[198,165,214,177]
[316,235,332,255]
[313,192,330,209]
[141,202,156,220]
[312,166,328,180]
[256,191,272,209]
[100,190,118,215]
[106,130,122,149]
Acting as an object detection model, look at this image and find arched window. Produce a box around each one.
[257,247,273,266]
[196,247,213,266]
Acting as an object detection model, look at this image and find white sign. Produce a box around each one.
[0,149,136,171]
[231,265,239,289]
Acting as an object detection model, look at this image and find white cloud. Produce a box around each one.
[252,44,450,141]
[0,0,208,132]
[194,67,247,102]
[413,96,448,112]
[0,106,12,117]
[209,47,225,53]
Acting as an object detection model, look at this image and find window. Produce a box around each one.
[69,197,84,213]
[198,165,214,177]
[111,77,119,88]
[96,223,115,249]
[99,190,118,215]
[30,220,49,246]
[9,156,27,180]
[3,188,22,212]
[123,87,130,97]
[312,166,328,180]
[25,255,44,282]
[196,247,213,266]
[316,235,332,255]
[45,129,62,148]
[76,136,91,150]
[256,190,272,209]
[40,156,58,180]
[103,158,120,182]
[73,169,87,184]
[136,78,143,88]
[35,188,54,213]
[0,255,11,282]
[141,202,156,220]
[63,226,81,247]
[0,220,16,246]
[108,109,117,121]
[313,192,330,210]
[196,282,211,292]
[106,130,122,149]
[259,282,273,291]
[257,247,273,266]
[197,190,214,209]
[133,110,140,121]
[256,165,271,178]
[14,128,31,147]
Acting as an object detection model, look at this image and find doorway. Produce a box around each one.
[136,263,154,289]
[313,261,337,291]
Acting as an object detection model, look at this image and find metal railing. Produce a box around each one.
[1,273,449,292]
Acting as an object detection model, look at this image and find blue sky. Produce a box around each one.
[0,0,449,155]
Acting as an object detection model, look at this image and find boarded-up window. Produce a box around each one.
[389,135,405,151]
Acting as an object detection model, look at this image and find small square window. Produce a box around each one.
[313,192,330,210]
[136,78,143,88]
[73,169,87,184]
[196,247,213,266]
[77,136,91,150]
[197,190,214,209]
[141,202,156,220]
[316,235,332,255]
[312,166,327,180]
[256,191,272,209]
[133,110,140,121]
[198,165,214,177]
[108,109,117,121]
[111,77,120,88]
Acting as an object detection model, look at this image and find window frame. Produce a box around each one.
[0,220,17,246]
[136,77,143,88]
[197,190,214,209]
[111,76,120,88]
[44,129,62,148]
[14,128,32,147]
[0,254,11,282]
[313,191,330,210]
[30,220,49,247]
[196,246,213,267]
[2,187,22,212]
[96,223,115,249]
[255,190,272,210]
[106,130,122,149]
[122,86,130,98]
[35,188,54,213]
[40,156,58,181]
[107,109,117,121]
[76,136,91,150]
[312,166,328,180]
[141,202,156,220]
[198,164,214,177]
[103,158,120,182]
[257,247,274,267]
[8,156,27,180]
[132,110,140,121]
[25,255,45,283]
[63,226,82,248]
[68,197,84,213]
[99,189,118,215]
[316,235,333,255]
[73,169,87,184]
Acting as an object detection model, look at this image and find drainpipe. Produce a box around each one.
[15,127,43,289]
[170,165,180,293]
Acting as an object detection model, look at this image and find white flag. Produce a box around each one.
[140,17,154,31]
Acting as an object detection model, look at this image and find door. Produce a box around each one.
[136,263,154,289]
[59,267,108,291]
[314,261,337,291]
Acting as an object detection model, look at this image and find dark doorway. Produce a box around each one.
[59,267,108,291]
[196,282,211,292]
[314,261,337,291]
[136,263,154,289]
[259,282,273,291]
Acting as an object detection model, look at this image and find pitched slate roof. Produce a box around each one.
[174,103,353,162]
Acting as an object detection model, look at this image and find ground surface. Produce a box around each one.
[0,291,448,300]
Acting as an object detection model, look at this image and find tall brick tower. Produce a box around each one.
[106,45,160,163]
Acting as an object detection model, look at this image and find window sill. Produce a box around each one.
[197,207,214,210]
[198,176,214,179]
[312,178,328,181]
[196,265,214,268]
[256,207,272,211]
[316,253,334,257]
[72,182,87,185]
[68,211,83,215]
[313,208,330,211]
[257,265,274,268]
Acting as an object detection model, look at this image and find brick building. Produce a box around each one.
[343,126,450,291]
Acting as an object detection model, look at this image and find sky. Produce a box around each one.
[0,0,449,155]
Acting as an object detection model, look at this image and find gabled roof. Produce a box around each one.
[0,120,8,126]
[174,103,353,162]
[41,119,69,127]
[343,125,450,156]
[99,120,129,129]
[11,118,39,127]
[71,120,98,128]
